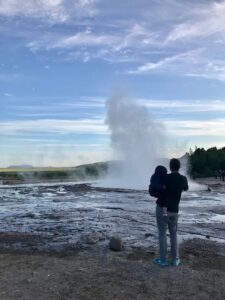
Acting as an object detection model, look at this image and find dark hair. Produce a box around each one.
[170,158,180,172]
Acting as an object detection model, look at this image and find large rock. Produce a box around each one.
[109,236,123,251]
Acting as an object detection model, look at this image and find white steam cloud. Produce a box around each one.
[104,93,167,189]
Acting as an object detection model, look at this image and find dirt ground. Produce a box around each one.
[0,238,224,300]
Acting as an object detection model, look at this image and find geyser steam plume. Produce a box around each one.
[105,93,167,189]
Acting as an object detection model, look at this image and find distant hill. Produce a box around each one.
[7,164,34,169]
[0,161,111,183]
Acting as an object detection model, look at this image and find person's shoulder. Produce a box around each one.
[179,174,187,179]
[179,174,188,182]
[167,172,179,178]
[166,173,172,181]
[167,173,173,177]
[170,172,188,181]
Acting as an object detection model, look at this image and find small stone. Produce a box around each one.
[86,233,101,244]
[109,236,123,251]
[24,213,35,218]
[145,233,153,238]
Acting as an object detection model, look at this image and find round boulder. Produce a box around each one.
[109,236,123,251]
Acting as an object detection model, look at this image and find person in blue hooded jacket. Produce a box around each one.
[149,165,168,215]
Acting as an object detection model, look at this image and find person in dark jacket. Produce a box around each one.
[149,165,168,267]
[153,158,188,267]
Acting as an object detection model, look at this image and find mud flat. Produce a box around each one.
[0,181,224,299]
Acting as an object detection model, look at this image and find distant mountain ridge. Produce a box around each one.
[7,164,34,169]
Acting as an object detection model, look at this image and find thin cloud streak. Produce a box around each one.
[0,119,107,135]
[128,48,225,82]
[4,97,225,117]
[51,30,118,48]
[166,1,225,42]
[1,117,225,138]
[139,99,225,113]
[128,49,203,74]
[165,119,225,137]
[0,0,98,23]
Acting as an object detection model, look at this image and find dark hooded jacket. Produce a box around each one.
[165,172,188,212]
[149,166,167,207]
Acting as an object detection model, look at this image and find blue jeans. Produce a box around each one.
[156,205,178,260]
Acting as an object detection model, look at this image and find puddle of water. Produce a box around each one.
[210,214,225,222]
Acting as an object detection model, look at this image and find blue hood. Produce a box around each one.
[154,165,167,176]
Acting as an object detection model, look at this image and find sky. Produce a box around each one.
[1,0,225,167]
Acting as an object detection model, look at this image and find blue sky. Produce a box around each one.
[1,0,225,167]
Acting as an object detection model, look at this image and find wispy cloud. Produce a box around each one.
[26,23,158,63]
[52,29,117,48]
[2,97,106,119]
[139,99,225,113]
[128,49,203,74]
[4,0,225,79]
[27,30,115,51]
[166,119,225,137]
[166,1,225,42]
[4,96,225,120]
[0,0,98,23]
[112,24,157,51]
[128,47,225,82]
[1,114,224,139]
[47,23,156,50]
[0,119,107,135]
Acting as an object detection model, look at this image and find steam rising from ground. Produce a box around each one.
[104,93,167,189]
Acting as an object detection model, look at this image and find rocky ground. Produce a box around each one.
[0,179,224,299]
[0,238,225,300]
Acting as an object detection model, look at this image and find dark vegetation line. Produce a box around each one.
[189,146,225,178]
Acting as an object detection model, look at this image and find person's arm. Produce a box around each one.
[183,176,189,191]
